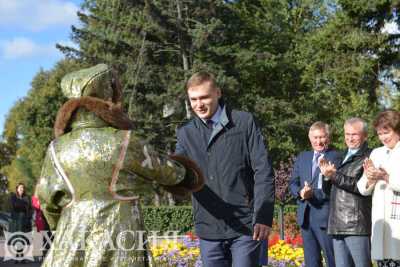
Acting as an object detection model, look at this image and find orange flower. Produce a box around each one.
[285,234,303,247]
[268,233,280,247]
[185,232,198,241]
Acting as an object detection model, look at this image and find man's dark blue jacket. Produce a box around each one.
[175,104,275,239]
[289,149,341,228]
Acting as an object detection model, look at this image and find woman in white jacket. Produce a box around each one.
[357,109,400,267]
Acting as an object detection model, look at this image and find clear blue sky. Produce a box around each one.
[0,0,83,136]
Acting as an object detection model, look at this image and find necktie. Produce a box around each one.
[205,119,214,141]
[206,119,214,129]
[312,152,321,178]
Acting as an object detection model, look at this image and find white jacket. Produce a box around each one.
[357,141,400,260]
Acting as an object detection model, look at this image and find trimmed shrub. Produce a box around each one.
[142,204,298,234]
[143,206,194,234]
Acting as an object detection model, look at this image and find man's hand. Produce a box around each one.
[319,159,336,178]
[300,181,313,200]
[253,223,271,241]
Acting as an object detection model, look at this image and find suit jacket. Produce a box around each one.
[289,148,341,228]
[175,104,275,239]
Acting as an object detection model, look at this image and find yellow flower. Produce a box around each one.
[269,240,304,266]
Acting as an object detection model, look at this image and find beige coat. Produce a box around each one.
[357,141,400,260]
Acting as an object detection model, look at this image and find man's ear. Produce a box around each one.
[216,87,222,98]
[325,139,331,148]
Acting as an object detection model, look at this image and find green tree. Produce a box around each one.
[1,60,83,194]
[2,0,399,208]
[59,0,400,163]
[229,0,337,161]
[0,142,13,193]
[58,0,241,144]
[57,0,245,204]
[230,0,400,160]
[296,0,400,149]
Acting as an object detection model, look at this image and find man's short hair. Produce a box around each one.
[344,117,368,134]
[309,121,330,138]
[186,71,217,90]
[373,109,400,135]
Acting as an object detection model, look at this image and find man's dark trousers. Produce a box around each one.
[332,235,371,267]
[199,235,261,267]
[301,207,335,267]
[289,149,341,267]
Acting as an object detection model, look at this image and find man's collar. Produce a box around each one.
[344,142,368,158]
[201,105,222,125]
[210,105,222,123]
[313,149,326,155]
[313,150,326,159]
[219,104,229,127]
[348,148,359,154]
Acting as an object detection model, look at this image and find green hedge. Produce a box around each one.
[142,204,297,234]
[143,206,194,234]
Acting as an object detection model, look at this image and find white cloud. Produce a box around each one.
[0,0,79,31]
[0,37,59,59]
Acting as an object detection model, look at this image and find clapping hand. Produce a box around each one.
[300,181,313,200]
[319,158,336,179]
[363,158,389,186]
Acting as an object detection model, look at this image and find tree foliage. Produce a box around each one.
[1,60,84,193]
[2,0,400,204]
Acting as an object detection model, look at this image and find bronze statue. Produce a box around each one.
[36,64,203,267]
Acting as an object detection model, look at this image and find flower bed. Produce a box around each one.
[268,233,304,267]
[151,233,202,267]
[151,232,305,267]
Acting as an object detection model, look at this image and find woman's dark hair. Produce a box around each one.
[373,109,400,135]
[15,182,25,197]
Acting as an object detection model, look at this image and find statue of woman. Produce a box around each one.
[36,64,203,267]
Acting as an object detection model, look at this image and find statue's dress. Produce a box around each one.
[37,127,185,267]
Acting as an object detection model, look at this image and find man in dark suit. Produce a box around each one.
[175,71,275,267]
[289,122,341,267]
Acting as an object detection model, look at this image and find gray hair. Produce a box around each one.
[344,117,368,134]
[309,121,330,138]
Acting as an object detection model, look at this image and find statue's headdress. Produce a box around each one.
[54,64,133,137]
